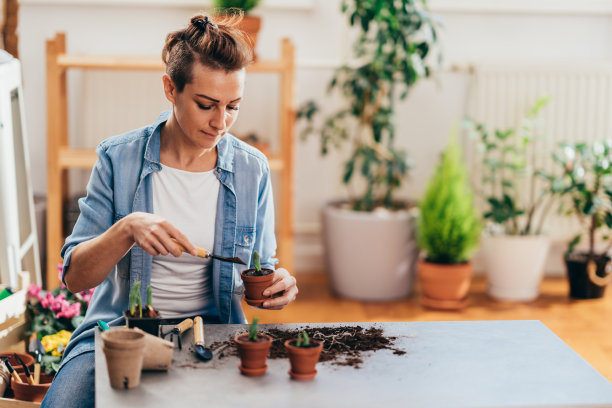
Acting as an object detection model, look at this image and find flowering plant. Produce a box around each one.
[26,264,94,374]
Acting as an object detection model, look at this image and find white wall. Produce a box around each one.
[17,0,612,272]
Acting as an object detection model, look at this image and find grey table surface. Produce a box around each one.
[95,320,612,408]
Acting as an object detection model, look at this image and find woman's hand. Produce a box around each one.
[260,268,298,310]
[126,212,196,257]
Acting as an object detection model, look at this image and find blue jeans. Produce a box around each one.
[41,351,94,408]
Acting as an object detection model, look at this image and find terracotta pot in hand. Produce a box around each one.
[240,268,274,307]
[284,339,323,381]
[101,329,145,389]
[234,333,272,377]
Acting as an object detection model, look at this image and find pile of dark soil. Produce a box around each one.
[210,325,405,369]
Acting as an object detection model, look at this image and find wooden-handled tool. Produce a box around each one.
[161,318,193,350]
[3,359,23,384]
[13,354,34,385]
[170,238,246,265]
[193,316,213,361]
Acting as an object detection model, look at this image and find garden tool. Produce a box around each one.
[171,238,246,265]
[193,316,213,361]
[162,318,193,350]
[2,358,22,384]
[28,337,45,384]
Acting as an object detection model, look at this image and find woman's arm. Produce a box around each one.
[65,212,196,293]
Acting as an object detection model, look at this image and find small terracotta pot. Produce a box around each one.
[133,328,174,371]
[240,268,275,307]
[418,260,472,310]
[101,329,145,389]
[0,352,34,375]
[238,15,262,61]
[234,333,272,376]
[284,339,323,381]
[11,373,53,402]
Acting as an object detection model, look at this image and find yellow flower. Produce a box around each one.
[41,330,72,356]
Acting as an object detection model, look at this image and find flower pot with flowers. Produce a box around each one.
[547,141,612,299]
[26,264,94,376]
[464,97,554,301]
[297,0,441,301]
[417,132,481,310]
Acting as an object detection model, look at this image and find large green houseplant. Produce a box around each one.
[298,0,440,300]
[548,141,612,298]
[463,97,554,301]
[417,132,481,309]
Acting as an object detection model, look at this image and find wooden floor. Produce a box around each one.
[244,273,612,382]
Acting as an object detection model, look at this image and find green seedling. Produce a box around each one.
[129,281,142,317]
[296,330,310,347]
[253,251,261,272]
[147,285,152,308]
[249,317,260,341]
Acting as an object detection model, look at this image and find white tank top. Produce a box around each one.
[150,164,220,318]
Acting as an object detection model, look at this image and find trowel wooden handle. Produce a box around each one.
[194,316,204,346]
[175,318,193,334]
[171,238,209,258]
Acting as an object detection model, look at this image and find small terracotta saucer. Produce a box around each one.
[238,364,268,376]
[421,295,470,310]
[244,298,266,307]
[288,369,317,381]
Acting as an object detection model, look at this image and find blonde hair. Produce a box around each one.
[162,12,253,92]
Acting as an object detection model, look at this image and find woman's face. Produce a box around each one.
[164,62,245,150]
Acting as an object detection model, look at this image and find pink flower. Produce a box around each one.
[40,292,54,309]
[56,302,81,319]
[27,284,42,301]
[57,263,66,289]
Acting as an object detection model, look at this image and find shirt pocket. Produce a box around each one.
[234,226,255,267]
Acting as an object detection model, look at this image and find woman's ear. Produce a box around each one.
[162,74,177,104]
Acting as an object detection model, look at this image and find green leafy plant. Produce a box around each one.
[295,330,310,347]
[464,97,553,235]
[418,132,481,263]
[213,0,261,14]
[249,316,260,341]
[129,281,142,317]
[253,250,261,272]
[298,0,441,212]
[546,141,612,258]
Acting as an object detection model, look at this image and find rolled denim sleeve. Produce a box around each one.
[253,163,277,270]
[60,145,116,286]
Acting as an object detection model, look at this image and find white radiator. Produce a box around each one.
[463,62,612,241]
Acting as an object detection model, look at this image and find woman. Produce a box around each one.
[41,13,298,407]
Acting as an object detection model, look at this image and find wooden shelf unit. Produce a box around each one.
[46,33,295,288]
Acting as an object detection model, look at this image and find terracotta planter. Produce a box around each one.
[101,329,145,389]
[234,333,272,376]
[10,373,53,402]
[123,310,162,336]
[133,328,174,371]
[284,339,323,381]
[238,15,261,61]
[418,260,472,310]
[0,352,34,375]
[565,253,612,299]
[240,268,275,307]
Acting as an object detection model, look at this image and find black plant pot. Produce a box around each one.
[565,254,611,299]
[123,310,162,337]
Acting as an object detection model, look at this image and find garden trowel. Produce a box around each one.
[171,238,246,265]
[193,316,212,361]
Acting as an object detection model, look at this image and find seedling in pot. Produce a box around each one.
[284,330,323,380]
[240,251,275,307]
[295,331,310,347]
[234,317,273,376]
[124,281,162,336]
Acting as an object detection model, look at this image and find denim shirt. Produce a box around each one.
[58,111,277,368]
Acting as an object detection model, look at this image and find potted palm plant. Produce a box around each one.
[464,97,554,301]
[548,141,612,299]
[212,0,262,59]
[417,132,481,310]
[298,0,440,300]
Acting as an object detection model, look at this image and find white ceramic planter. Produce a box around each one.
[322,204,419,301]
[481,235,551,301]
